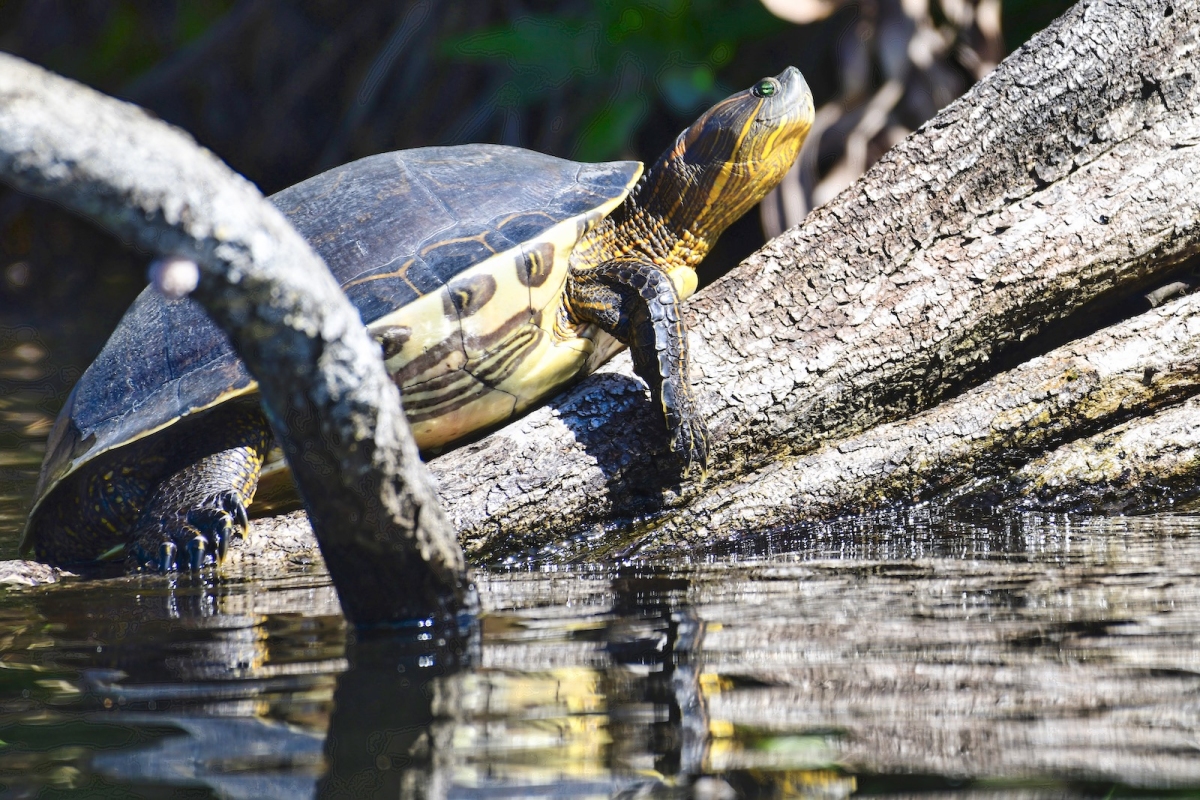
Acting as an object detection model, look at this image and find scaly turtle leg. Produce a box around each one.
[126,401,272,571]
[567,259,709,475]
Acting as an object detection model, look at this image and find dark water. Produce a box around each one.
[5,325,1200,797]
[5,515,1200,797]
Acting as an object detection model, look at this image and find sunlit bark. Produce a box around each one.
[418,0,1200,559]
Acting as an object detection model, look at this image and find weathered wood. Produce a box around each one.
[631,291,1200,553]
[0,560,69,587]
[415,0,1200,559]
[0,54,473,624]
[8,0,1199,577]
[978,393,1200,513]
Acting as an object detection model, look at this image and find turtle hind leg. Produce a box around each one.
[127,401,272,572]
[28,447,166,566]
[567,258,709,476]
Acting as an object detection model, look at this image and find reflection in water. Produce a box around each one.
[318,621,479,799]
[0,569,344,795]
[313,570,852,799]
[10,233,1200,797]
[2,512,1200,796]
[91,716,326,799]
[0,325,60,553]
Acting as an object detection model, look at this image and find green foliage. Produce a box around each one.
[89,2,161,82]
[574,86,650,164]
[40,0,235,89]
[449,17,602,91]
[176,0,236,44]
[441,0,786,160]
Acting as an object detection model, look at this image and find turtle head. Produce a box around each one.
[639,66,814,251]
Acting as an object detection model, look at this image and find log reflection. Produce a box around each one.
[5,511,1200,795]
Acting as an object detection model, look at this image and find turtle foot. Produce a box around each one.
[129,492,251,572]
[668,412,710,481]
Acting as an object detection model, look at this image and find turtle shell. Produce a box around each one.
[24,145,641,547]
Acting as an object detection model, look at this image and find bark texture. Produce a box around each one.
[631,290,1200,554]
[980,394,1200,512]
[417,0,1200,559]
[0,54,472,624]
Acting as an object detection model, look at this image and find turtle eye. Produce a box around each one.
[751,78,779,98]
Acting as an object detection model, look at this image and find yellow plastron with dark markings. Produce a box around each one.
[365,202,628,448]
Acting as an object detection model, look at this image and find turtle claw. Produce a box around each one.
[183,502,241,569]
[229,497,249,537]
[219,491,251,542]
[669,414,710,480]
[128,492,250,573]
[157,541,178,572]
[216,524,230,561]
[663,385,709,480]
[185,536,207,571]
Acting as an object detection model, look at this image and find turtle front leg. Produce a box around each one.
[567,259,709,475]
[127,402,272,572]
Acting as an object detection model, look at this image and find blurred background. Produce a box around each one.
[0,0,1072,443]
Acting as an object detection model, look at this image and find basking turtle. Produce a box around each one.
[23,67,814,570]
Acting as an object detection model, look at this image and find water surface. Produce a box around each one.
[4,320,1200,797]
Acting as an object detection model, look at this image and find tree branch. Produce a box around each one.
[0,53,473,624]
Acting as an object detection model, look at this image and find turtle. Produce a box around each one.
[22,66,814,571]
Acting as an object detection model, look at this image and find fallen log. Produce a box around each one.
[412,0,1200,559]
[632,290,1200,554]
[10,0,1198,576]
[972,394,1200,513]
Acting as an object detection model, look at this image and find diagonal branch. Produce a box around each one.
[0,53,473,624]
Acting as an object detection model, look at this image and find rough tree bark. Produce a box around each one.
[0,54,473,624]
[632,291,1200,555]
[391,0,1200,560]
[989,395,1200,513]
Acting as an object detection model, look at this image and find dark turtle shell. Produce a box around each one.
[24,145,640,546]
